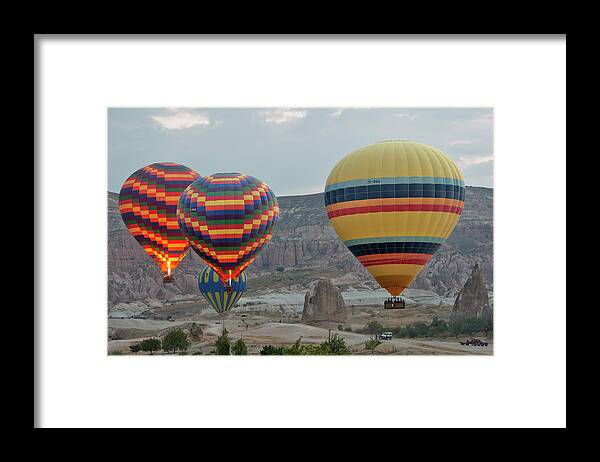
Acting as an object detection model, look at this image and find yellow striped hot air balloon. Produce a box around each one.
[324,140,465,297]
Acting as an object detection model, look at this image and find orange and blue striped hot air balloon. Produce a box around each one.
[324,141,465,297]
[118,162,200,282]
[177,173,279,286]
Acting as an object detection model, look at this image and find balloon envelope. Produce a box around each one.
[198,266,247,313]
[178,173,279,284]
[324,141,465,296]
[119,162,200,277]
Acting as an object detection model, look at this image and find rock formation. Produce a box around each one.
[301,279,348,323]
[449,263,493,326]
[108,186,493,303]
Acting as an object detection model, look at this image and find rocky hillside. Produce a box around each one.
[108,186,493,304]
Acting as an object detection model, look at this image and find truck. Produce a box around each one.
[377,332,393,340]
[459,338,488,346]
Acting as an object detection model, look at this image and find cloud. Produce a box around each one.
[469,113,493,125]
[458,155,494,169]
[260,108,307,125]
[150,109,211,130]
[393,113,418,120]
[449,139,476,146]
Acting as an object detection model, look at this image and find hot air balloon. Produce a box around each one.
[198,266,247,314]
[119,162,200,283]
[324,141,465,306]
[177,173,279,289]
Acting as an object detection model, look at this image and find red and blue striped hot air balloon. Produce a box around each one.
[119,162,200,282]
[325,141,465,299]
[177,173,279,287]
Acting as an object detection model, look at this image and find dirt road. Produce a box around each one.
[108,317,492,355]
[233,322,492,355]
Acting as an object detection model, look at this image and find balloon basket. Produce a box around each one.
[384,298,405,310]
[163,275,175,283]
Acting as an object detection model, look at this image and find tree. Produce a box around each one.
[140,338,161,355]
[462,317,484,336]
[365,337,381,354]
[231,338,248,355]
[129,343,141,354]
[215,327,231,355]
[395,326,409,338]
[413,322,429,337]
[449,320,463,338]
[405,324,417,338]
[161,328,191,354]
[364,321,384,335]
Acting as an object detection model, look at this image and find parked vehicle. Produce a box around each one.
[459,338,488,346]
[378,332,393,340]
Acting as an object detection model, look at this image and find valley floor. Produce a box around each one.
[107,300,493,355]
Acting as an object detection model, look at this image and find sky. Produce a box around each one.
[108,108,493,196]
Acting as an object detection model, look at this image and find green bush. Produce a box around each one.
[413,322,429,337]
[344,326,353,332]
[276,266,285,272]
[129,343,142,354]
[365,337,381,354]
[231,338,248,355]
[260,333,351,355]
[321,332,351,355]
[139,338,162,354]
[386,316,494,339]
[260,345,286,355]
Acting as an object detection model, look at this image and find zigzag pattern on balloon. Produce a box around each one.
[177,173,279,283]
[119,162,200,276]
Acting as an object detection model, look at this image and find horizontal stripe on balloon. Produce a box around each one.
[344,235,445,246]
[348,241,441,257]
[327,201,463,219]
[325,176,465,192]
[359,257,432,267]
[367,264,425,277]
[325,183,465,206]
[328,211,461,241]
[327,197,462,212]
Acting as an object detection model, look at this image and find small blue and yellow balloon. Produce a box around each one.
[198,266,247,314]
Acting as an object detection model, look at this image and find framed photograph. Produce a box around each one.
[107,108,494,357]
[35,35,566,428]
